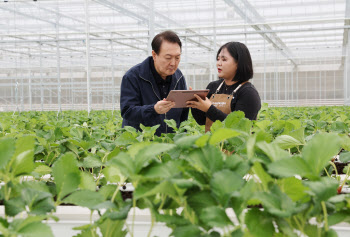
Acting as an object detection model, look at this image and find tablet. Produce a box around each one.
[166,89,209,108]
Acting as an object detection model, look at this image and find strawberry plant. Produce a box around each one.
[0,107,350,236]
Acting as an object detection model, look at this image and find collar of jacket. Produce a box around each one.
[139,57,184,98]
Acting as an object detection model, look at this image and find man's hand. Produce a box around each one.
[186,94,212,112]
[154,99,175,114]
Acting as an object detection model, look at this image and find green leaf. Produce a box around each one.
[195,134,210,147]
[230,229,244,237]
[253,128,273,143]
[115,132,138,146]
[224,110,245,124]
[209,128,240,145]
[134,143,176,172]
[251,162,273,191]
[200,206,232,228]
[340,135,350,152]
[83,156,103,168]
[0,137,15,170]
[254,185,295,217]
[63,190,105,209]
[140,124,159,139]
[225,154,251,177]
[52,152,81,201]
[76,140,95,151]
[330,121,348,133]
[100,141,116,152]
[141,161,179,180]
[103,166,121,183]
[304,224,319,237]
[106,147,121,161]
[302,133,340,175]
[210,120,223,132]
[29,197,55,216]
[104,202,132,220]
[273,135,303,149]
[186,146,224,175]
[155,213,190,226]
[65,141,79,156]
[171,225,201,237]
[0,218,9,235]
[304,177,338,202]
[255,120,270,131]
[98,185,117,200]
[187,190,218,216]
[245,209,274,237]
[79,172,96,191]
[267,156,313,179]
[32,165,52,176]
[289,127,305,144]
[328,210,350,225]
[127,142,151,158]
[16,222,53,237]
[274,219,298,237]
[73,229,97,237]
[256,141,290,162]
[70,127,84,140]
[99,219,127,237]
[323,229,338,237]
[210,169,244,206]
[339,151,350,162]
[19,186,55,215]
[172,179,201,189]
[4,198,25,216]
[11,136,35,176]
[133,180,178,200]
[137,143,176,159]
[164,119,178,132]
[107,152,135,178]
[175,135,201,149]
[277,177,309,202]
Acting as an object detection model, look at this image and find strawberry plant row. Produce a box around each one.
[0,106,350,236]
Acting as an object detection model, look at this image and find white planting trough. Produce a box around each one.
[1,205,350,237]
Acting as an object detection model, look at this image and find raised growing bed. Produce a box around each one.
[1,206,349,237]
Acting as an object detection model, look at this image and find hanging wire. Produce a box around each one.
[56,0,62,119]
[13,0,19,115]
[39,1,44,112]
[85,0,92,116]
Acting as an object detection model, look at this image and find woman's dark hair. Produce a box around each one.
[152,31,182,55]
[216,42,253,82]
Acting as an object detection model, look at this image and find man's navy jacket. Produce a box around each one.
[120,57,189,136]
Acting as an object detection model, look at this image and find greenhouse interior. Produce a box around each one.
[1,0,350,237]
[0,0,349,112]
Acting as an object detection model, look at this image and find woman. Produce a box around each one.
[187,42,261,132]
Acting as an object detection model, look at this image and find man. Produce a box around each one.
[120,31,189,136]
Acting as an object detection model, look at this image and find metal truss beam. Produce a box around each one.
[0,2,147,62]
[128,0,214,50]
[223,0,298,67]
[25,1,147,52]
[95,0,213,51]
[0,5,79,33]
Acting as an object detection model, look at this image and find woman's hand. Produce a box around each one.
[186,94,212,112]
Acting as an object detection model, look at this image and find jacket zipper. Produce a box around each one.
[172,75,183,90]
[140,75,183,133]
[140,76,161,101]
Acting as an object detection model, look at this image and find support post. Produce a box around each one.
[85,0,92,114]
